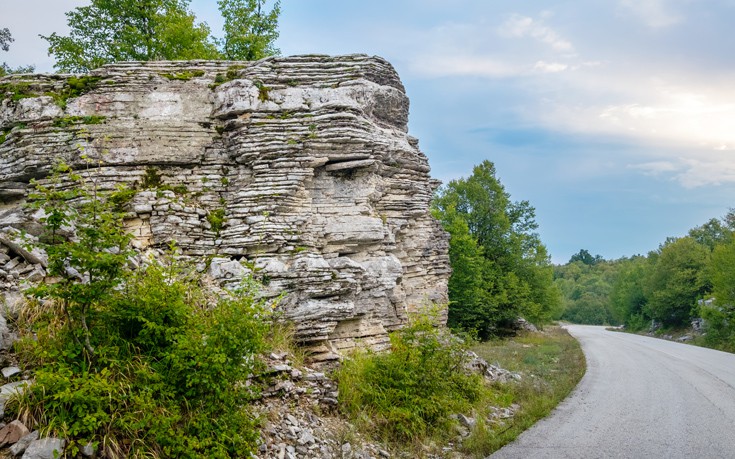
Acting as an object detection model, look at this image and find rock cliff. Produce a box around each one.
[0,55,449,358]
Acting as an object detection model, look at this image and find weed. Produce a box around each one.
[207,208,226,235]
[141,167,163,189]
[52,115,106,128]
[254,80,270,102]
[160,70,205,81]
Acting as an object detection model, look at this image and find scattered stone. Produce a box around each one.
[2,366,21,379]
[0,420,29,447]
[457,414,476,429]
[21,437,66,459]
[10,431,38,456]
[80,442,95,457]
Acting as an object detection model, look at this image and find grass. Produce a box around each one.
[335,315,585,458]
[463,326,585,457]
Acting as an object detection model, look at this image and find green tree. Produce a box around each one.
[569,249,603,266]
[701,239,735,350]
[218,0,281,60]
[28,162,133,359]
[688,212,735,250]
[610,256,649,329]
[432,203,492,335]
[42,0,219,73]
[0,28,35,76]
[433,160,560,337]
[643,237,709,326]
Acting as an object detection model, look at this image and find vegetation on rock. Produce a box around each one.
[9,162,276,458]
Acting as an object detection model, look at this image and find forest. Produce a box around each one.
[554,213,735,352]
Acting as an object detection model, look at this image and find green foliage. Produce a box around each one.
[0,28,35,77]
[207,208,226,235]
[568,249,603,265]
[432,160,560,338]
[0,81,36,102]
[141,167,163,189]
[700,239,735,351]
[42,0,220,72]
[12,165,275,457]
[466,327,585,456]
[217,0,281,60]
[160,69,206,81]
[52,115,106,128]
[44,0,282,72]
[337,311,485,444]
[643,237,709,326]
[255,80,270,102]
[554,257,623,325]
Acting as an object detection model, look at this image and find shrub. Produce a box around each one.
[10,163,275,458]
[336,310,485,444]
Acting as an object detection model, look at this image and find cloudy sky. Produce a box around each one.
[3,0,735,263]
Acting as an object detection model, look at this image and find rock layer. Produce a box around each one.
[0,55,450,358]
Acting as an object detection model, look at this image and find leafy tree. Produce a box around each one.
[433,161,560,337]
[701,239,735,350]
[0,28,35,77]
[0,28,11,52]
[218,0,281,60]
[27,162,133,359]
[643,237,709,326]
[688,213,735,250]
[433,204,492,335]
[42,0,219,73]
[610,256,648,329]
[569,249,603,266]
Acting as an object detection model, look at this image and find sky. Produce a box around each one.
[3,0,735,264]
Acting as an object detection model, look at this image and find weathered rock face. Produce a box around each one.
[0,55,449,358]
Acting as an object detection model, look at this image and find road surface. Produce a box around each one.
[490,325,735,458]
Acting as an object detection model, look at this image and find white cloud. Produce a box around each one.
[534,61,568,73]
[619,0,682,28]
[499,14,574,52]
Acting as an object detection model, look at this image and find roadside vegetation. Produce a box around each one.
[432,160,562,338]
[337,323,585,458]
[554,211,735,353]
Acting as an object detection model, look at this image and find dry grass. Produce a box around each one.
[462,326,586,457]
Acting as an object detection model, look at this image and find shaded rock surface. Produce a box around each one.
[0,55,450,356]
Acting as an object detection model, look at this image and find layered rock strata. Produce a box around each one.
[0,55,450,358]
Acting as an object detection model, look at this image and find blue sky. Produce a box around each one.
[3,0,735,263]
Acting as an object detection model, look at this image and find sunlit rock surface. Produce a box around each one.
[0,55,449,358]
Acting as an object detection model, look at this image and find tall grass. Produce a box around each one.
[463,326,585,456]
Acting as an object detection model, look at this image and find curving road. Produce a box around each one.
[490,325,735,459]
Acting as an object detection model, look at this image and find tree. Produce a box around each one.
[688,215,735,250]
[569,249,603,266]
[433,160,560,337]
[643,237,709,326]
[0,28,11,52]
[0,28,35,77]
[218,0,281,60]
[42,0,219,73]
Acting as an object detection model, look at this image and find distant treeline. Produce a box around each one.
[555,213,735,351]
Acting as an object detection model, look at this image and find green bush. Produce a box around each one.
[10,163,274,458]
[336,311,485,444]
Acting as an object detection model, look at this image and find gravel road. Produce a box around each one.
[490,325,735,459]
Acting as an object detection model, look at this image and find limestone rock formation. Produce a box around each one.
[0,55,449,358]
